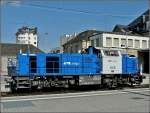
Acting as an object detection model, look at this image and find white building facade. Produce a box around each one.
[90,32,149,49]
[90,32,149,56]
[16,27,38,47]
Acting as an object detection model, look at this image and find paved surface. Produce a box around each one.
[142,73,150,85]
[1,88,149,112]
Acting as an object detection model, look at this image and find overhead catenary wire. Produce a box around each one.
[5,1,148,19]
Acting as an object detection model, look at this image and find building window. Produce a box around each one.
[113,38,119,47]
[21,40,26,44]
[91,40,94,46]
[121,39,126,47]
[146,21,150,31]
[87,41,90,47]
[82,40,87,48]
[106,37,112,47]
[135,40,140,48]
[128,39,133,47]
[96,38,100,47]
[34,37,37,40]
[142,40,147,48]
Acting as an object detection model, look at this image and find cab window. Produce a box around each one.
[103,50,119,56]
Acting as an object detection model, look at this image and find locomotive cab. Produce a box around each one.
[100,49,122,75]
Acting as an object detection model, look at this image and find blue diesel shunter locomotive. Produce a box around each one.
[8,47,142,90]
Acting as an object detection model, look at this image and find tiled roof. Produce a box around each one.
[128,9,149,27]
[113,24,131,32]
[0,43,44,56]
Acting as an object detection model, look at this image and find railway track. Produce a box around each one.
[1,84,149,97]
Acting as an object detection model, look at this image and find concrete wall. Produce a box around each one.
[1,55,16,76]
[141,73,149,85]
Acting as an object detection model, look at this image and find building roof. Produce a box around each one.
[16,26,37,36]
[112,9,149,37]
[108,31,146,36]
[88,30,148,39]
[71,30,101,41]
[113,24,131,33]
[128,9,149,27]
[0,43,44,56]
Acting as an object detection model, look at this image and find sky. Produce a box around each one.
[1,0,149,51]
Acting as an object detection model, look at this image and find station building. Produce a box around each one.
[90,31,149,56]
